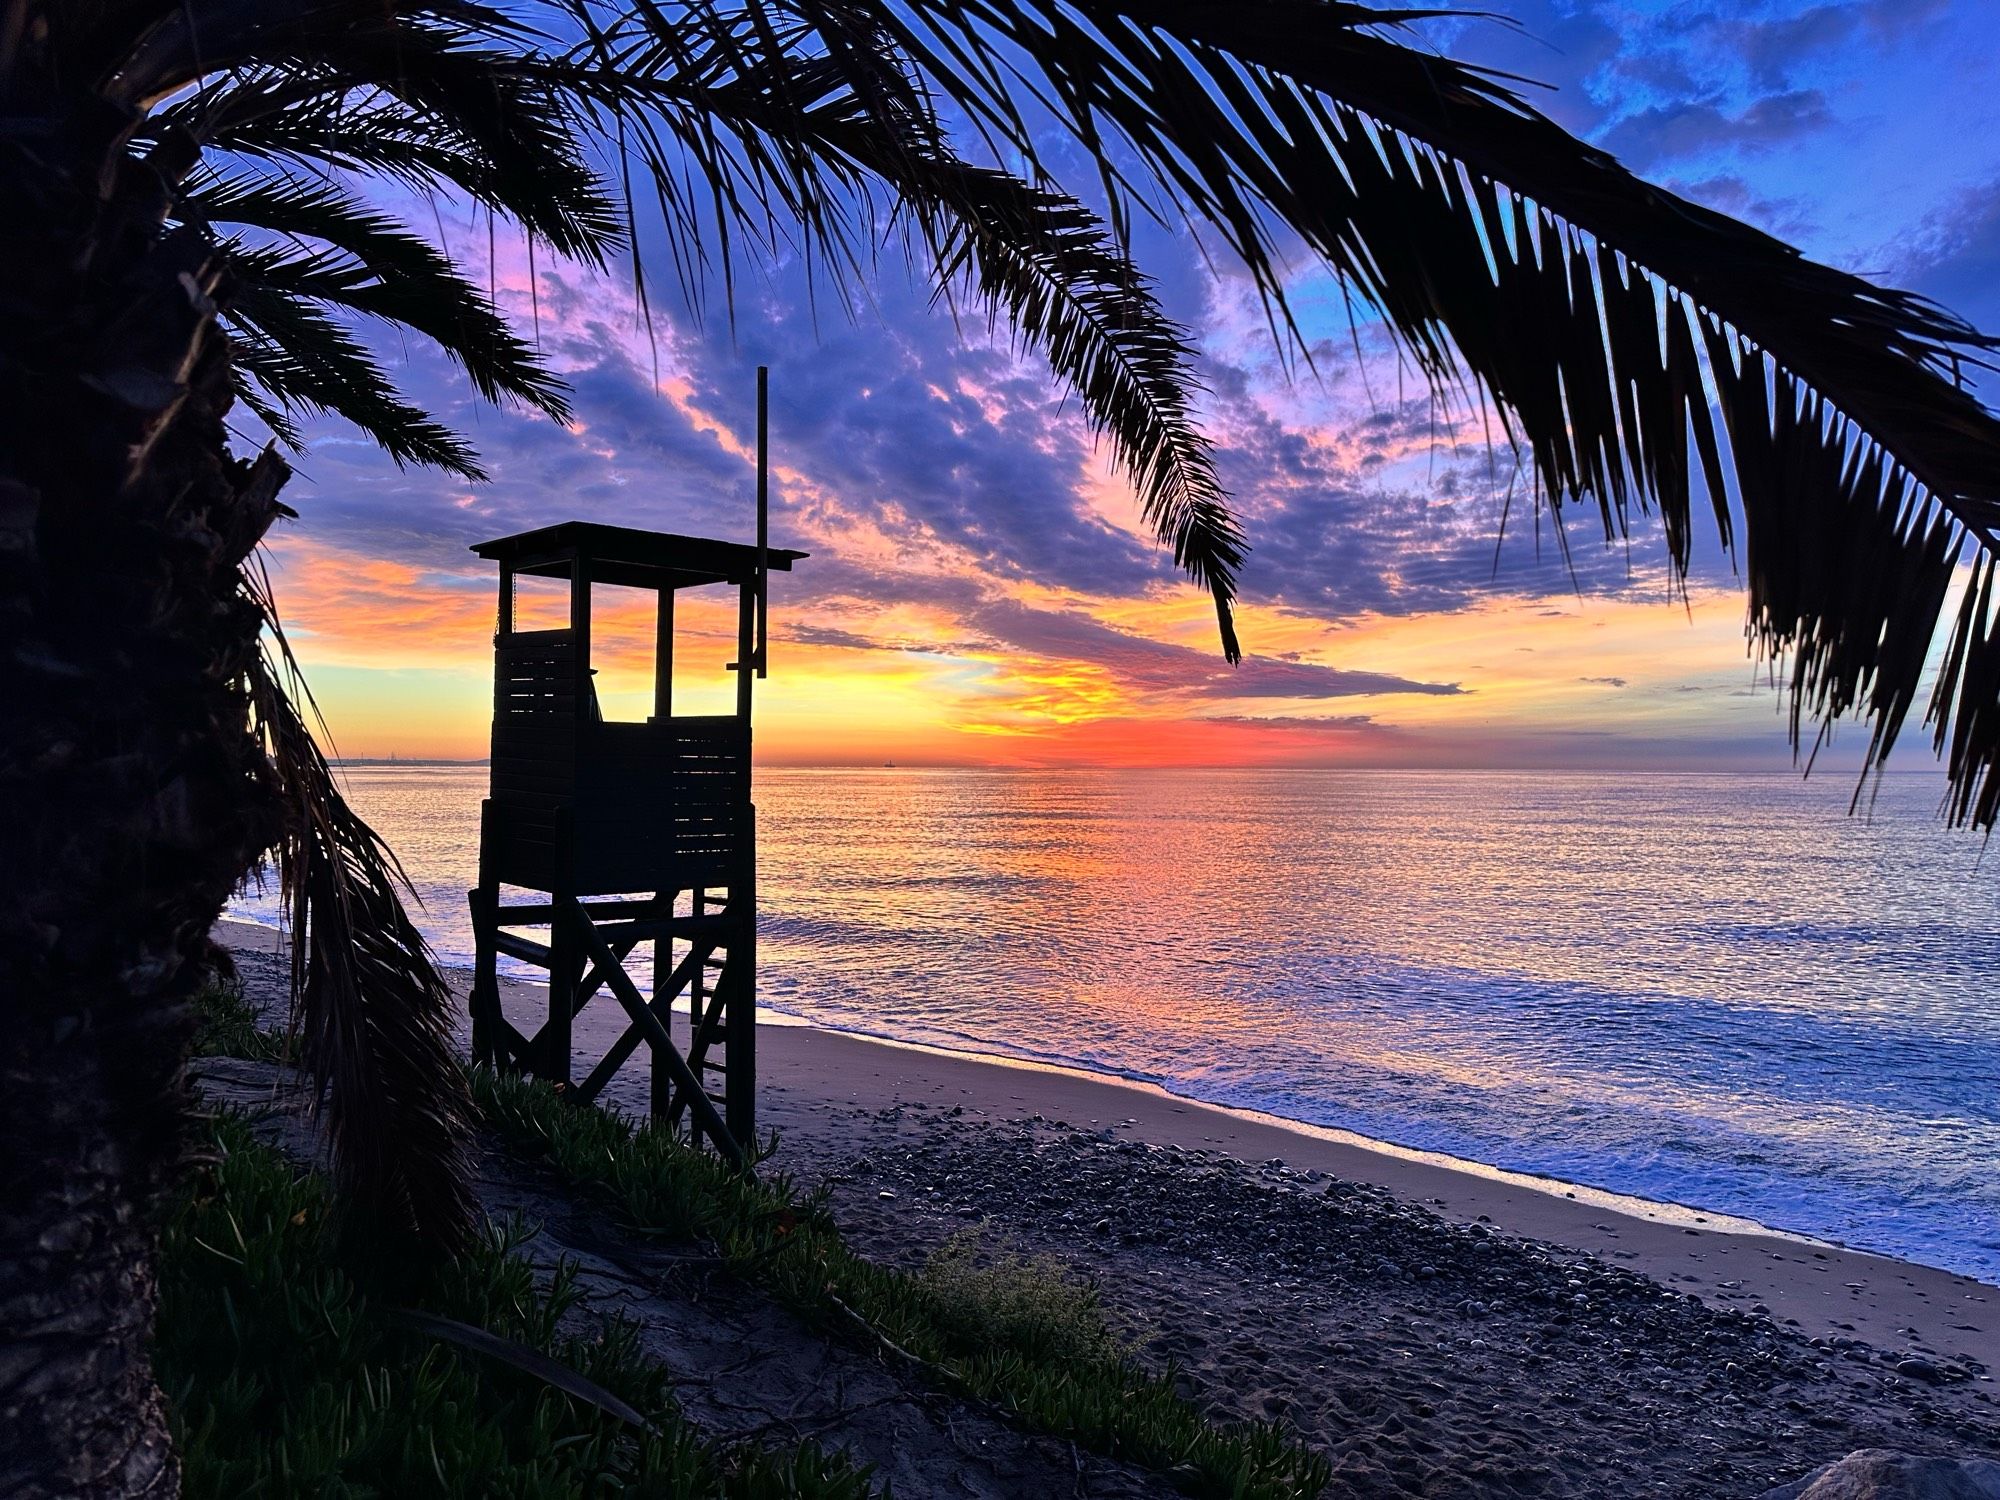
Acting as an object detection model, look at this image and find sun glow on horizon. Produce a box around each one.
[265,528,1800,771]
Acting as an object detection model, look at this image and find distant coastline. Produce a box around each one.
[327,759,1956,775]
[333,757,489,766]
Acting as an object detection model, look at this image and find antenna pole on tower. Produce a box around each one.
[755,365,769,678]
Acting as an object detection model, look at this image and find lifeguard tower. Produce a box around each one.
[465,375,802,1163]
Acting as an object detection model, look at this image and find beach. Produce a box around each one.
[221,921,2000,1494]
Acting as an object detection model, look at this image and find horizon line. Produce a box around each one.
[328,757,1945,776]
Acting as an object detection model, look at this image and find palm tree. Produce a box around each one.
[2,2,1996,1492]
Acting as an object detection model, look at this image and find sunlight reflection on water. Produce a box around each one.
[231,765,2000,1279]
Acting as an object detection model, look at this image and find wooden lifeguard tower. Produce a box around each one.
[465,377,802,1163]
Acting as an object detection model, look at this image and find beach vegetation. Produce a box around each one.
[159,1110,878,1498]
[917,1227,1133,1368]
[471,1068,1331,1499]
[182,989,1326,1497]
[189,976,292,1067]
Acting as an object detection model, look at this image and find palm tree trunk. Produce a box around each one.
[0,92,290,1497]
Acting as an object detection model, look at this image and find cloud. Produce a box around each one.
[1665,174,1814,239]
[1182,323,1695,620]
[1203,713,1378,730]
[245,16,1997,770]
[1708,0,1952,91]
[1893,177,2000,333]
[962,598,1463,700]
[268,209,1689,727]
[1599,90,1834,171]
[784,621,991,657]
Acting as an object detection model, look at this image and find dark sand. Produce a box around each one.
[750,1024,2000,1380]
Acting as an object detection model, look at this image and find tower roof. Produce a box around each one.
[471,521,806,591]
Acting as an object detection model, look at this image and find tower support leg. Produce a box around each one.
[727,834,757,1147]
[563,897,743,1165]
[545,887,576,1089]
[650,889,676,1120]
[468,881,501,1067]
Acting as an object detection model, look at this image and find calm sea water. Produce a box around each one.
[231,765,2000,1281]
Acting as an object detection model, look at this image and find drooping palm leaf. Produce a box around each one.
[923,163,1246,658]
[226,288,489,476]
[562,8,1247,650]
[241,557,475,1252]
[190,170,577,434]
[67,0,624,1249]
[159,66,622,263]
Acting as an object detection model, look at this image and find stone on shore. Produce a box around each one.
[1759,1450,2000,1500]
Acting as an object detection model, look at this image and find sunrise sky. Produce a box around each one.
[266,0,2000,768]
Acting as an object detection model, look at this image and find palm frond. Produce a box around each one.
[241,557,474,1254]
[155,57,623,264]
[556,1,885,320]
[190,169,574,423]
[855,0,2000,827]
[927,164,1245,658]
[226,286,487,476]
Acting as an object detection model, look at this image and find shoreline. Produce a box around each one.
[218,917,1999,1376]
[750,1021,2000,1379]
[209,919,1856,1257]
[756,1008,1817,1243]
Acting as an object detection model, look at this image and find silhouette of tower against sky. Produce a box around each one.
[465,371,802,1161]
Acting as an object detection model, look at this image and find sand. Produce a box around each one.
[223,922,1990,1372]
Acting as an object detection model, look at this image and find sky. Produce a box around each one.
[263,0,2000,769]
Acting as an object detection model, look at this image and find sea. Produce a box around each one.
[229,764,2000,1282]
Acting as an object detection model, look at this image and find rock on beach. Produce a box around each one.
[1760,1449,2000,1500]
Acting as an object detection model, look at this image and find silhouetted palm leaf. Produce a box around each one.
[227,286,487,476]
[242,560,475,1250]
[159,67,621,263]
[62,0,625,1247]
[923,163,1246,659]
[193,172,576,417]
[188,170,579,476]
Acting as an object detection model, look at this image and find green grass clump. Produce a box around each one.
[190,978,290,1063]
[916,1228,1132,1366]
[471,1070,1330,1500]
[157,1112,877,1499]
